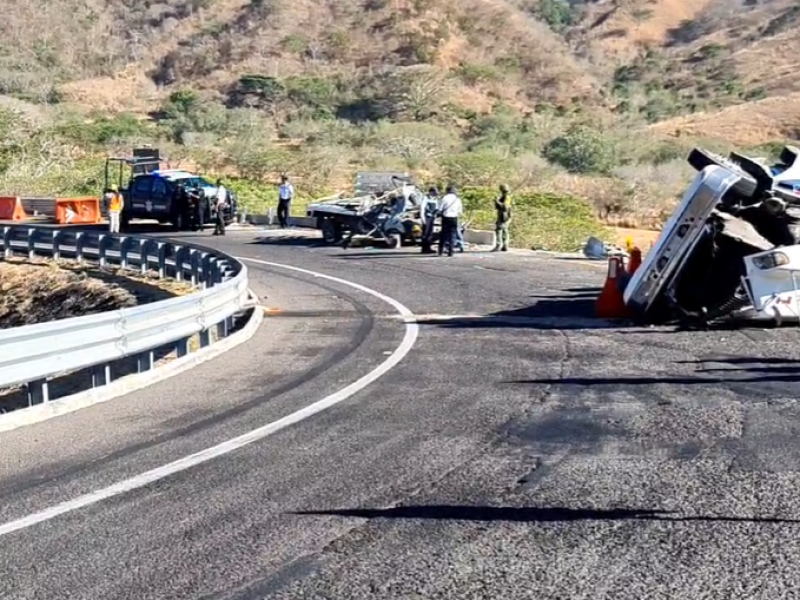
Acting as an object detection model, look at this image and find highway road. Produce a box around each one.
[3,228,800,599]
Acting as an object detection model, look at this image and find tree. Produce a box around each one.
[542,125,617,174]
[380,66,451,121]
[370,122,458,169]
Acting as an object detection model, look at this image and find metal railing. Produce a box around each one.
[0,225,253,406]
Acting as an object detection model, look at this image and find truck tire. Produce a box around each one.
[386,233,401,249]
[687,147,758,199]
[321,219,342,244]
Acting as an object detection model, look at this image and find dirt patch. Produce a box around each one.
[0,258,195,329]
[612,227,661,252]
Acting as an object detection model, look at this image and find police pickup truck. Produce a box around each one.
[120,169,238,230]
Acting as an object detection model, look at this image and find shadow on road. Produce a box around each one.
[415,291,626,331]
[294,505,800,524]
[248,236,326,248]
[504,355,800,387]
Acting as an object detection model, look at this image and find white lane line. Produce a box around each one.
[0,258,419,538]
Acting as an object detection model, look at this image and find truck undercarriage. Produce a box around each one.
[624,145,800,326]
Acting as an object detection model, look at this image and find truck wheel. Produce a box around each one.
[386,233,401,249]
[321,219,342,244]
[687,147,758,199]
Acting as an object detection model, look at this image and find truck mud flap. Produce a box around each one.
[623,165,742,318]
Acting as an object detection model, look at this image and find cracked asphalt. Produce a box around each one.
[3,227,800,599]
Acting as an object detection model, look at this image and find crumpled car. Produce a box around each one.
[623,145,800,326]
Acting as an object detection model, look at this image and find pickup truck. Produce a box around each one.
[119,170,238,230]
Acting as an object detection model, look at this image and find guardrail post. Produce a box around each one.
[26,380,49,405]
[27,228,37,259]
[176,337,189,357]
[157,242,168,278]
[91,364,111,387]
[201,254,215,288]
[190,250,201,286]
[217,317,229,339]
[199,328,211,347]
[3,226,11,258]
[137,350,154,372]
[120,236,130,269]
[174,246,186,281]
[51,230,61,261]
[98,233,108,267]
[75,231,85,262]
[139,239,149,275]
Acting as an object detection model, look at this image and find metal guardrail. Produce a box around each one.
[0,225,252,405]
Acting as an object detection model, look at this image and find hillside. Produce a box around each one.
[0,0,799,248]
[4,0,799,128]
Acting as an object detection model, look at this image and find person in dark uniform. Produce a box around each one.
[172,183,190,230]
[420,186,439,254]
[190,187,205,231]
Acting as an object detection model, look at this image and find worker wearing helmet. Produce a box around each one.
[107,184,124,233]
[492,183,511,252]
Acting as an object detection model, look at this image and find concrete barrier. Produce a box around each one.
[464,229,496,246]
[245,213,317,228]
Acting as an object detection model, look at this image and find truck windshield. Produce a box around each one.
[176,176,212,188]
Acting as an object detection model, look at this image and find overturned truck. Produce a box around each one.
[625,145,800,326]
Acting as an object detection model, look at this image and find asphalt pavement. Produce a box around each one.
[3,227,800,599]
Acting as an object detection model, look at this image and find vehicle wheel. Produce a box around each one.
[321,219,342,244]
[386,233,401,249]
[687,147,758,199]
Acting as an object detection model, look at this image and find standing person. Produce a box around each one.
[420,186,439,254]
[437,185,463,257]
[277,175,294,229]
[107,184,124,233]
[172,183,191,230]
[213,180,227,236]
[492,183,512,252]
[190,187,205,231]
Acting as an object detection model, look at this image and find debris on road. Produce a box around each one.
[583,236,629,260]
[622,144,800,326]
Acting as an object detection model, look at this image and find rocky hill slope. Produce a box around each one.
[1,0,798,143]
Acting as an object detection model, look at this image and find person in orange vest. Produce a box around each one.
[108,185,124,233]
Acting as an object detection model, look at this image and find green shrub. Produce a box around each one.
[542,125,616,174]
[459,186,609,251]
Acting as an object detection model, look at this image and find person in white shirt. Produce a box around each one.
[277,175,294,228]
[213,179,227,236]
[437,185,463,257]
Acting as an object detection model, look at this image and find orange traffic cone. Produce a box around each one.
[596,256,630,318]
[627,246,642,275]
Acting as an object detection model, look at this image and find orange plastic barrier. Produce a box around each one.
[0,197,28,221]
[596,256,631,319]
[55,197,102,225]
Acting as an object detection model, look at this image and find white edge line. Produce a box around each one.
[0,258,418,538]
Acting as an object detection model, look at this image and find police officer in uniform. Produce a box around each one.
[420,186,439,254]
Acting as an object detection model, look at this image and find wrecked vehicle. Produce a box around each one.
[624,145,800,325]
[306,171,427,248]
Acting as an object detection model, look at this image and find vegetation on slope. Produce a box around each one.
[0,0,798,250]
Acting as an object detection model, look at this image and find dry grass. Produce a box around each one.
[0,258,194,329]
[650,92,800,145]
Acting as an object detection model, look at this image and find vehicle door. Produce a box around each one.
[129,176,153,214]
[151,177,171,214]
